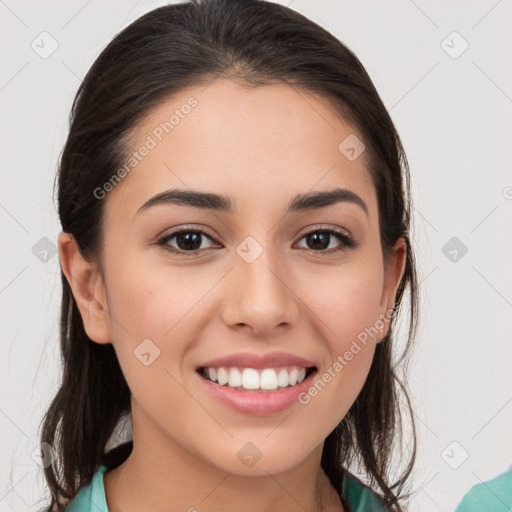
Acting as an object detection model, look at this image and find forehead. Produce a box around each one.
[107,79,376,220]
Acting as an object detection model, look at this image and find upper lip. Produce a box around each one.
[197,351,317,370]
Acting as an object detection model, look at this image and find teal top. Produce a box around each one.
[64,464,388,511]
[454,464,512,512]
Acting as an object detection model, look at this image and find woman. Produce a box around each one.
[41,0,419,510]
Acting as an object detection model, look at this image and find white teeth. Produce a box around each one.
[260,369,278,390]
[228,368,242,387]
[242,368,260,389]
[288,368,298,386]
[277,368,289,387]
[202,365,313,390]
[217,367,228,386]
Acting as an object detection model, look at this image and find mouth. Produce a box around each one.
[196,365,318,393]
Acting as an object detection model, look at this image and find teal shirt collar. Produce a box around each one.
[65,463,386,512]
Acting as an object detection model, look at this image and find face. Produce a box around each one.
[62,79,405,476]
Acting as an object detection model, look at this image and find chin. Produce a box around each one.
[202,439,315,476]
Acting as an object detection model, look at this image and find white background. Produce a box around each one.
[1,1,511,511]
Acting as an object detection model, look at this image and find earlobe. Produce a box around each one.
[58,232,112,344]
[379,236,407,341]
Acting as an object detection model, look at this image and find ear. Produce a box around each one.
[58,232,112,344]
[378,236,407,341]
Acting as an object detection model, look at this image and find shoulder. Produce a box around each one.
[63,464,109,512]
[455,465,512,512]
[342,472,391,511]
[47,443,132,512]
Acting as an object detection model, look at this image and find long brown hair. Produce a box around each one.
[41,0,419,509]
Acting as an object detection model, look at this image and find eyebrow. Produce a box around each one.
[136,187,368,216]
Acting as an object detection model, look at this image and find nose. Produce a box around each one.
[221,249,300,337]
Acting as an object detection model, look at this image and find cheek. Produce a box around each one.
[303,261,384,350]
[103,253,220,397]
[102,262,211,432]
[295,263,383,415]
[105,252,212,343]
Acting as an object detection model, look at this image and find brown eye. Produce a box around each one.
[157,228,220,254]
[296,228,357,253]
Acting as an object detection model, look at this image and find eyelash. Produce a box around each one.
[155,225,359,256]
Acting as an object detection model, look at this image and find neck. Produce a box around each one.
[103,410,343,512]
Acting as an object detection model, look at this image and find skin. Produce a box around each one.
[59,79,406,512]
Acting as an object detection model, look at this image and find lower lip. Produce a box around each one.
[196,369,317,416]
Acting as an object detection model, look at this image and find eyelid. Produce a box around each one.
[298,223,352,239]
[156,225,220,247]
[158,223,353,241]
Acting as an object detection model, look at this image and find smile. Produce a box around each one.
[196,364,318,415]
[198,365,316,392]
